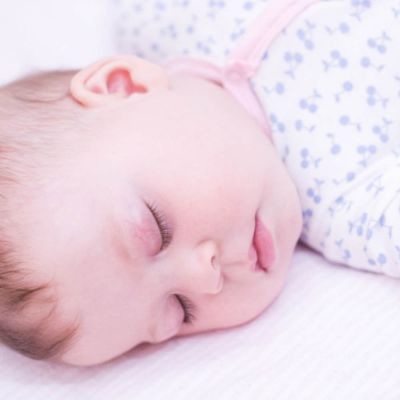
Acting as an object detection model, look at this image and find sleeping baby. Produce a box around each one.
[0,0,399,366]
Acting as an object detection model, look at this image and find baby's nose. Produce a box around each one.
[179,239,223,295]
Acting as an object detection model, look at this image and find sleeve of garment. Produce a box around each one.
[315,151,400,279]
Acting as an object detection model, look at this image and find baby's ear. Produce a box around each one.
[70,55,169,107]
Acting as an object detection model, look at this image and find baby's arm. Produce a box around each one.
[317,151,400,279]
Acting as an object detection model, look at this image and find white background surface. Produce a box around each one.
[1,245,400,400]
[0,0,114,85]
[0,1,399,399]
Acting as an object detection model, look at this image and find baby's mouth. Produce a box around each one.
[249,214,276,272]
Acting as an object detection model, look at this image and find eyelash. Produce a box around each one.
[146,202,173,251]
[176,294,197,325]
[146,202,197,324]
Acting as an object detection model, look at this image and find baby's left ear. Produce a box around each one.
[70,55,169,107]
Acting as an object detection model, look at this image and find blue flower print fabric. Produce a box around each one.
[255,0,400,278]
[113,0,400,278]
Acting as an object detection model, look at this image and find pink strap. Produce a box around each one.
[164,0,320,141]
[164,57,224,86]
[226,0,321,76]
[164,56,275,140]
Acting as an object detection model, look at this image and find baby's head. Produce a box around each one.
[0,55,302,366]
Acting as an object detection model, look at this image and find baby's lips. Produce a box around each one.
[253,215,276,271]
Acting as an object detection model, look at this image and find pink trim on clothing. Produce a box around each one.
[164,0,320,141]
[227,0,320,72]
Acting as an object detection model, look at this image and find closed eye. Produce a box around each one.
[145,201,173,251]
[176,294,197,325]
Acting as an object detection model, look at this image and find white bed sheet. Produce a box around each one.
[0,1,399,399]
[1,244,399,400]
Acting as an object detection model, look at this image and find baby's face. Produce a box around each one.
[25,73,302,365]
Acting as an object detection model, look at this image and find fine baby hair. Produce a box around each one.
[0,70,82,360]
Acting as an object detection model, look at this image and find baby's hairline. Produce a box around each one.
[0,258,81,361]
[0,68,87,363]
